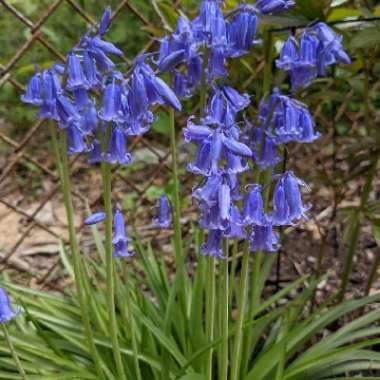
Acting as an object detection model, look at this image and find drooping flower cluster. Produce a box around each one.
[21,7,181,164]
[276,22,351,91]
[160,0,350,256]
[156,0,259,97]
[22,8,183,248]
[244,87,320,170]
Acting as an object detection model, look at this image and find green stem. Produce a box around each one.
[230,244,250,380]
[229,240,238,313]
[2,324,27,380]
[101,126,126,380]
[50,125,104,380]
[169,108,184,271]
[220,240,229,380]
[205,257,216,380]
[123,266,142,380]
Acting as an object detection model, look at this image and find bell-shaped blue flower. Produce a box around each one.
[79,102,98,135]
[255,0,295,14]
[199,0,227,48]
[84,211,106,225]
[226,205,246,239]
[276,35,298,71]
[207,47,227,80]
[99,79,122,122]
[225,151,249,174]
[153,194,172,228]
[0,288,20,323]
[98,6,112,36]
[88,139,102,164]
[56,94,80,125]
[83,50,100,89]
[158,49,186,73]
[200,229,224,257]
[242,184,267,226]
[227,7,257,57]
[21,72,43,106]
[193,172,223,206]
[283,171,310,222]
[103,127,132,165]
[272,171,310,225]
[112,208,134,257]
[188,136,212,175]
[187,55,203,90]
[39,70,60,119]
[173,71,189,97]
[218,182,231,223]
[151,76,182,112]
[315,22,351,75]
[183,118,213,143]
[66,52,89,91]
[249,224,279,252]
[67,124,88,155]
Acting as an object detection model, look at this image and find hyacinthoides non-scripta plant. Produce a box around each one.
[17,1,351,379]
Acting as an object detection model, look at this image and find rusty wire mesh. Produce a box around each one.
[0,0,379,292]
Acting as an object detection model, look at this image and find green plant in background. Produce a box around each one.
[1,1,380,380]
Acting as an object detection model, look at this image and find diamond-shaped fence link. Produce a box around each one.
[0,0,378,289]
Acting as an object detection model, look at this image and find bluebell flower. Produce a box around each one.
[315,22,351,75]
[83,50,100,89]
[225,151,249,174]
[225,205,246,239]
[67,124,88,155]
[249,224,279,252]
[173,71,189,97]
[271,171,310,226]
[184,119,213,142]
[0,288,20,323]
[153,194,172,228]
[88,139,102,164]
[99,79,123,122]
[199,0,227,48]
[276,35,298,71]
[242,184,267,226]
[227,6,257,57]
[66,52,90,91]
[187,136,212,175]
[158,49,186,73]
[84,211,106,225]
[103,126,132,165]
[112,208,134,257]
[98,6,112,36]
[200,229,224,257]
[56,94,80,125]
[79,102,98,135]
[187,55,203,90]
[193,172,223,206]
[207,47,227,80]
[151,76,182,112]
[38,70,60,119]
[255,0,295,14]
[289,32,318,90]
[21,72,43,106]
[206,86,250,126]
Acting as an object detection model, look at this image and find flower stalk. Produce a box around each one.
[100,124,126,380]
[1,324,27,380]
[50,124,105,380]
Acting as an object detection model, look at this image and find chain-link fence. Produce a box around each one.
[0,0,379,294]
